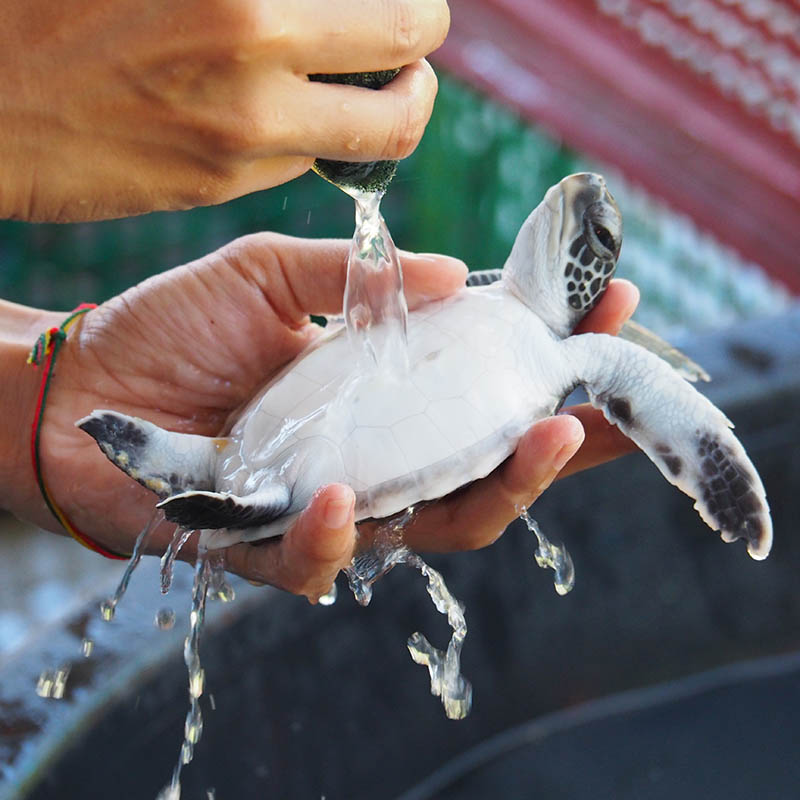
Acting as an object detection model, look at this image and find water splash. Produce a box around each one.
[344,509,414,606]
[343,189,409,373]
[345,509,472,719]
[100,510,163,621]
[404,553,473,720]
[161,527,195,595]
[158,547,211,800]
[520,509,575,596]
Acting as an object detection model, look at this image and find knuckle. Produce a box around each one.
[218,0,287,54]
[207,114,267,157]
[389,0,422,58]
[384,97,428,159]
[389,0,450,58]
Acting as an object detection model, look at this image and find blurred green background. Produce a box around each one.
[0,75,788,334]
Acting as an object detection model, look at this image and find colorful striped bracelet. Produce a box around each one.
[27,304,130,560]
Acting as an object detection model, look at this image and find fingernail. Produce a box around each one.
[554,420,585,471]
[411,252,468,269]
[323,493,354,529]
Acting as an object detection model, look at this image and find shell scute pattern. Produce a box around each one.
[392,414,457,474]
[426,398,487,450]
[350,378,428,428]
[411,338,484,402]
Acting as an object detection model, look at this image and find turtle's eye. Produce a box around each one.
[594,225,615,253]
[583,202,621,260]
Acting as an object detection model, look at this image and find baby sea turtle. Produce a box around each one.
[79,173,772,559]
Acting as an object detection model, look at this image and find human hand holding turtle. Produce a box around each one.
[0,0,448,222]
[0,234,638,602]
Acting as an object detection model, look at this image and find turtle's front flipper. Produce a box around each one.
[562,334,771,559]
[78,410,219,498]
[619,320,710,383]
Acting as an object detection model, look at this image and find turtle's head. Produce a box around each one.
[502,173,622,337]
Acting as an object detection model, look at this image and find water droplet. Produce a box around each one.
[318,582,337,606]
[100,599,116,622]
[81,638,94,658]
[36,666,70,699]
[155,608,176,630]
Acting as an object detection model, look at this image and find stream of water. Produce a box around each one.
[341,188,409,374]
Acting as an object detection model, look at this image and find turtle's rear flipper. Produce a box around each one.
[157,486,291,530]
[77,410,219,498]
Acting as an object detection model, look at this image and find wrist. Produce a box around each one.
[0,301,71,527]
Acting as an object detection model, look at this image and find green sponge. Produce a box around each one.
[309,70,400,194]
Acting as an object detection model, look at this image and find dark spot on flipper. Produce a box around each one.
[591,277,601,294]
[580,247,595,266]
[168,472,188,492]
[79,412,148,451]
[655,438,681,476]
[738,492,761,515]
[569,294,582,309]
[565,263,574,277]
[695,433,767,551]
[607,397,633,425]
[78,411,205,499]
[664,455,682,477]
[702,458,718,476]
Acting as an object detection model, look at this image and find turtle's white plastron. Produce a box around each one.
[78,173,772,561]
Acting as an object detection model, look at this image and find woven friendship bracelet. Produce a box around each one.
[27,304,129,560]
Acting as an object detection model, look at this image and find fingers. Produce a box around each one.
[575,279,640,335]
[400,416,585,553]
[226,233,467,320]
[557,404,638,478]
[285,60,439,162]
[223,484,356,602]
[279,0,450,74]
